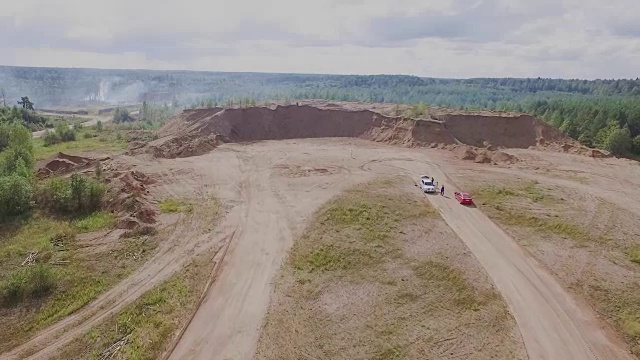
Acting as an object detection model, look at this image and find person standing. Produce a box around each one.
[440,185,445,196]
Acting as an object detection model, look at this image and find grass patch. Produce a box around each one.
[413,260,488,310]
[73,211,116,232]
[0,264,55,307]
[291,185,434,274]
[0,214,154,353]
[627,246,640,264]
[474,180,550,205]
[159,198,193,214]
[58,252,215,360]
[498,211,597,244]
[473,181,598,244]
[0,216,72,264]
[33,127,127,160]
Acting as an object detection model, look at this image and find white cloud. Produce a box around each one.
[1,0,639,79]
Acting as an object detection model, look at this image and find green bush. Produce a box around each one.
[37,174,106,214]
[1,264,55,307]
[55,123,76,142]
[43,129,61,146]
[0,174,33,218]
[0,123,34,176]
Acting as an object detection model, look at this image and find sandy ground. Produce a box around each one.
[2,138,636,360]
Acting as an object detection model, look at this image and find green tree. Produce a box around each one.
[0,174,32,218]
[604,126,632,155]
[0,123,34,176]
[632,136,640,155]
[17,96,34,110]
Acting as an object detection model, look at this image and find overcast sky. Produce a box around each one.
[1,0,639,79]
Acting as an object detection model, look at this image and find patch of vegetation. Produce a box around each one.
[159,198,193,213]
[497,211,598,244]
[36,174,106,215]
[474,180,549,205]
[373,344,404,360]
[57,252,215,360]
[0,122,34,219]
[0,264,55,307]
[627,246,640,264]
[413,260,491,310]
[42,123,76,147]
[73,211,116,232]
[33,127,127,160]
[472,181,599,244]
[113,107,133,123]
[291,186,434,273]
[32,273,111,330]
[404,102,429,118]
[0,214,155,353]
[582,281,640,356]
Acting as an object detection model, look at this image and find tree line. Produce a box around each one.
[2,66,640,156]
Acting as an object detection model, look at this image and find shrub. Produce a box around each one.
[113,108,132,123]
[1,264,55,307]
[43,129,61,146]
[0,123,34,176]
[0,174,33,218]
[55,123,76,142]
[37,174,106,214]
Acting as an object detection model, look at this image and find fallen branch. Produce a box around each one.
[99,334,130,360]
[21,251,38,266]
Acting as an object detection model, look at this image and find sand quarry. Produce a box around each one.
[3,100,640,360]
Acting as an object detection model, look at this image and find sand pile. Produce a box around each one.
[544,142,612,158]
[145,101,579,159]
[37,152,97,179]
[455,145,519,165]
[104,170,158,236]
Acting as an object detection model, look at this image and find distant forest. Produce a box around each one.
[1,66,639,156]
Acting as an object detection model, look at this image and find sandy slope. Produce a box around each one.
[3,139,633,360]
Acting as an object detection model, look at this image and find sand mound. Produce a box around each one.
[105,169,158,237]
[454,145,519,165]
[492,151,519,164]
[146,101,581,160]
[37,152,96,179]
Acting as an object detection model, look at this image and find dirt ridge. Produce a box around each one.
[145,102,579,160]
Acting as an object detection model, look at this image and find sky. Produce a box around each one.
[1,0,639,79]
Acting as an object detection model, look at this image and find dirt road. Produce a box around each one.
[3,139,634,360]
[360,157,634,360]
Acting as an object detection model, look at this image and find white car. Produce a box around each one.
[419,175,437,193]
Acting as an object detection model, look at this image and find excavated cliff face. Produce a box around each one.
[147,105,458,158]
[435,113,566,149]
[144,102,583,161]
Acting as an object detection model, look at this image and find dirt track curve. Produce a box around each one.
[2,139,633,360]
